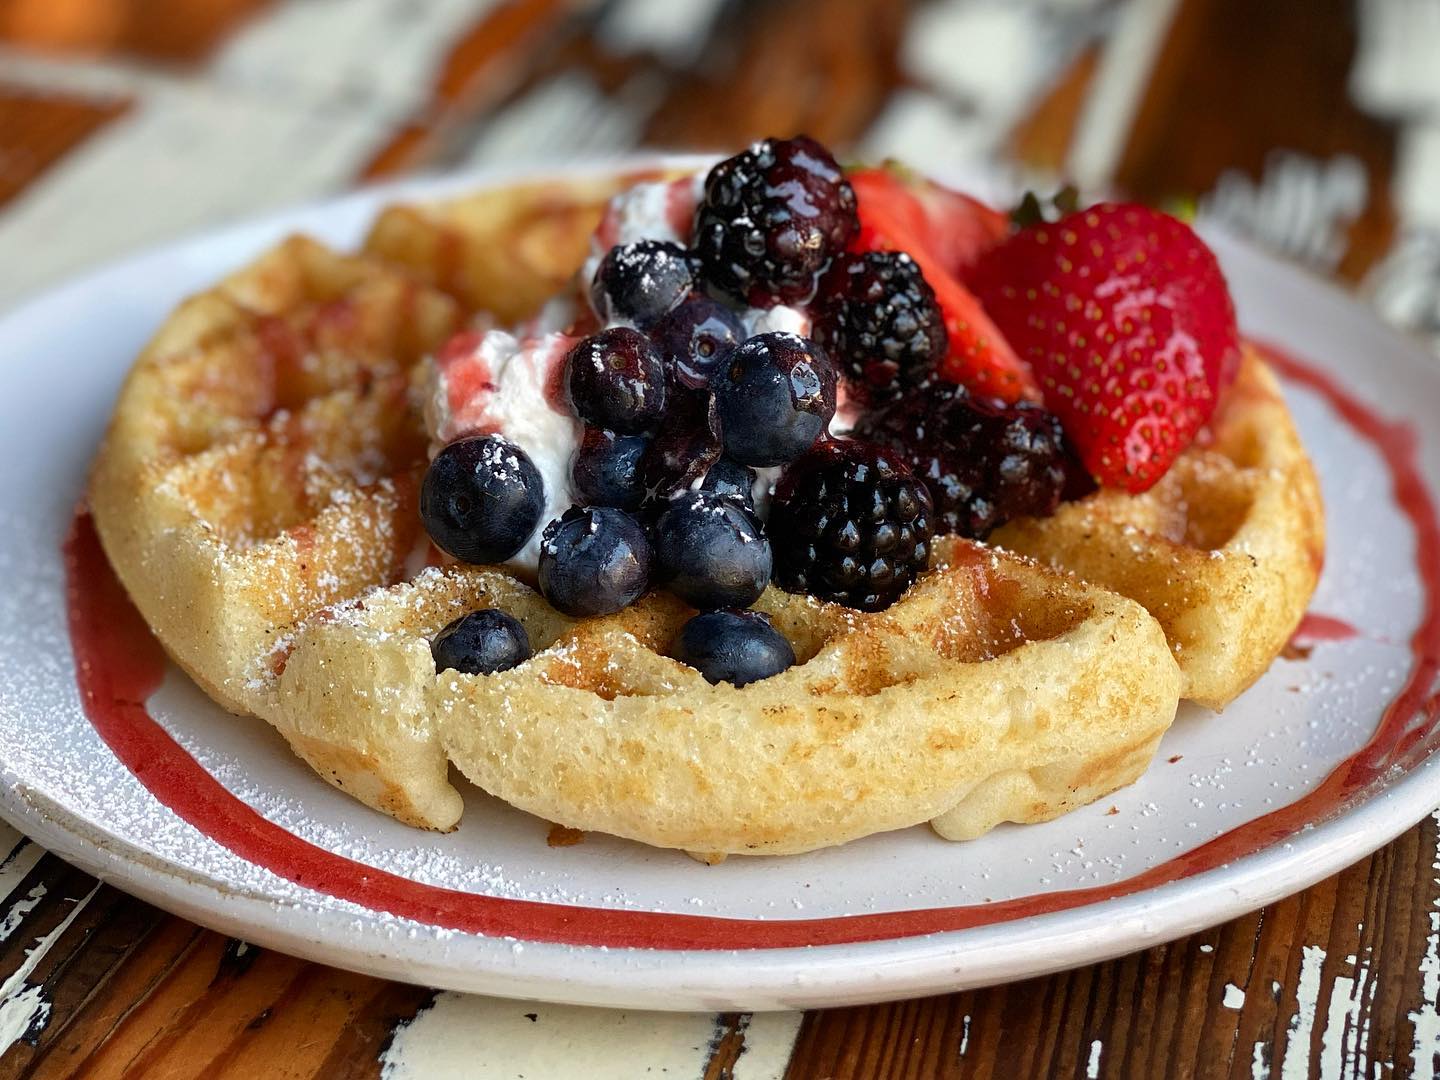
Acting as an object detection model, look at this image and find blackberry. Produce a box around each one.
[769,440,934,612]
[812,251,947,400]
[856,384,1085,539]
[694,136,858,306]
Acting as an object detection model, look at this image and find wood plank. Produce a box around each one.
[0,0,271,63]
[358,0,575,179]
[644,0,909,152]
[1110,0,1398,281]
[785,813,1439,1078]
[0,82,129,210]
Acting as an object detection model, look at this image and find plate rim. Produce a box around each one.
[1,156,1437,1011]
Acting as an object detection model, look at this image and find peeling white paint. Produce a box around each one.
[1253,1039,1271,1079]
[960,1014,971,1056]
[1086,1038,1103,1078]
[1281,944,1328,1080]
[1411,808,1440,1080]
[0,842,42,913]
[1225,983,1247,1010]
[0,884,45,944]
[379,994,803,1079]
[0,882,98,1055]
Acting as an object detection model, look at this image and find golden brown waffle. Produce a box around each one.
[89,171,1321,855]
[363,172,656,320]
[274,537,1179,854]
[994,348,1324,710]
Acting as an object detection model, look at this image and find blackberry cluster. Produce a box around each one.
[693,136,858,306]
[769,440,934,612]
[812,251,948,401]
[856,383,1085,540]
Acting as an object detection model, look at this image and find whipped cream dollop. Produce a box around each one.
[420,173,856,573]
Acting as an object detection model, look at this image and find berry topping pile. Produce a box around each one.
[416,134,1241,684]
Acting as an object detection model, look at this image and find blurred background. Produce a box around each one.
[0,0,1437,349]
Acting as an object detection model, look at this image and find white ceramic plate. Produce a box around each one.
[1,159,1438,1012]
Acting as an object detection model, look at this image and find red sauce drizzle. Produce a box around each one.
[61,340,1440,950]
[664,175,698,241]
[1292,613,1359,643]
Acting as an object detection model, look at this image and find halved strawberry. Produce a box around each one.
[968,203,1240,493]
[847,167,1036,403]
[847,166,1009,277]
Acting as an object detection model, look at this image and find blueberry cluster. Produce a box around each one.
[418,136,951,686]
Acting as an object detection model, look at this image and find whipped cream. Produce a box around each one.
[422,328,580,573]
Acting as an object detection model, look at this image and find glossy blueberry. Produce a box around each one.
[700,457,757,510]
[653,491,771,610]
[431,609,532,676]
[538,506,652,617]
[571,428,650,510]
[590,240,698,328]
[673,609,796,687]
[565,327,668,434]
[420,435,544,564]
[712,332,836,467]
[649,296,744,389]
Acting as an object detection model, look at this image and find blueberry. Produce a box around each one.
[591,240,699,328]
[420,435,544,564]
[538,506,651,616]
[673,609,796,687]
[700,457,757,510]
[565,328,668,434]
[571,428,649,510]
[712,332,836,467]
[653,492,771,609]
[431,609,532,675]
[649,297,744,389]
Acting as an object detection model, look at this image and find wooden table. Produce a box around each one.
[1,1,1438,1075]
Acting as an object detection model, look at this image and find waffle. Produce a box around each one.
[994,348,1324,710]
[88,171,1321,856]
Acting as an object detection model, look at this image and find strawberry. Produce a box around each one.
[847,167,1036,403]
[968,203,1240,493]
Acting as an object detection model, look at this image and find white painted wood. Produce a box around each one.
[378,993,802,1079]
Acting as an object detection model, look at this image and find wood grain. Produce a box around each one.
[0,83,129,210]
[786,816,1438,1078]
[0,0,271,62]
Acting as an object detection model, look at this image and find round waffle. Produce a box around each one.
[88,171,1322,855]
